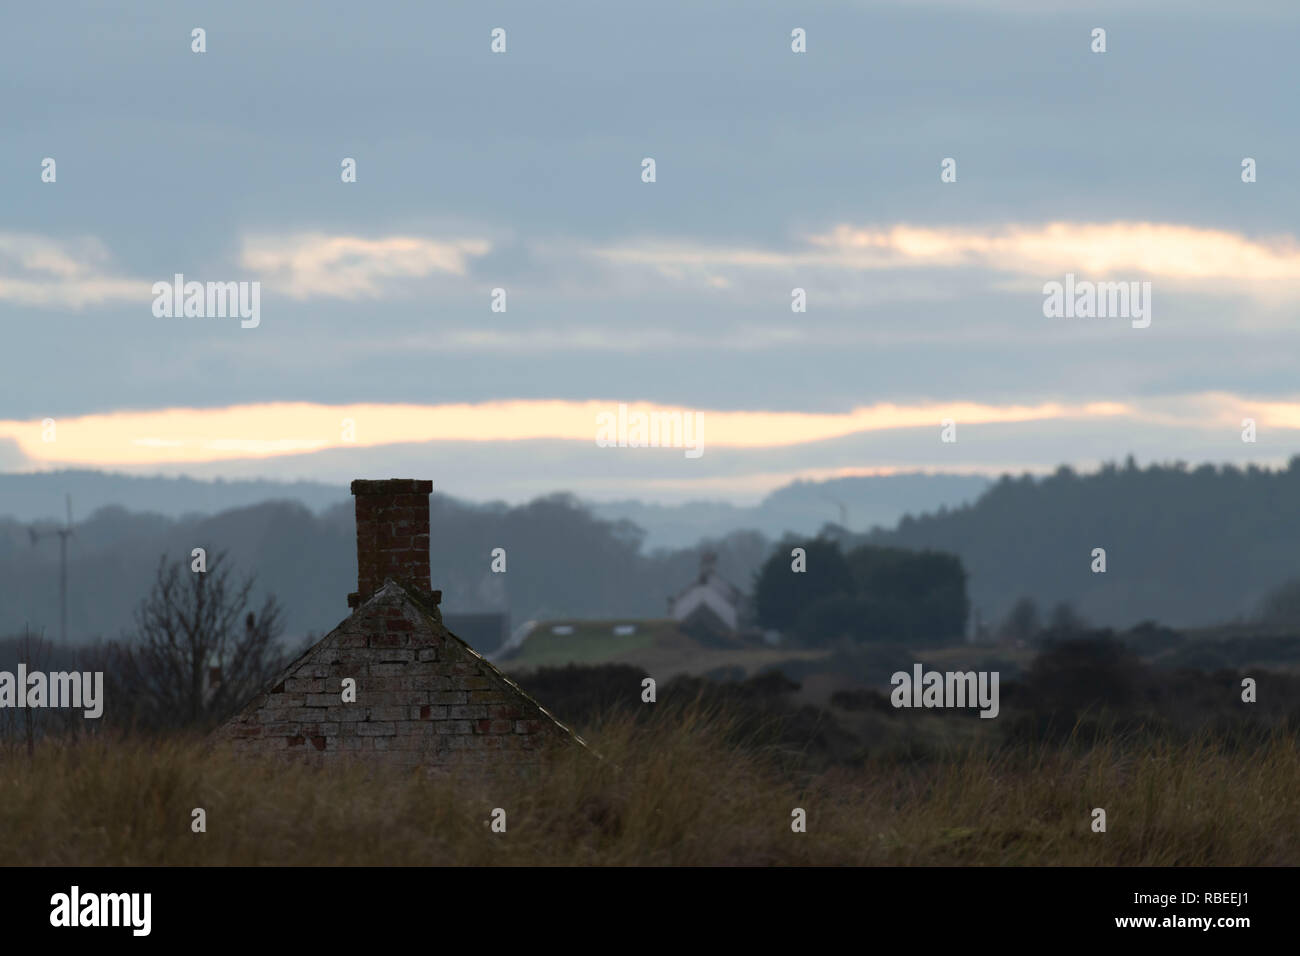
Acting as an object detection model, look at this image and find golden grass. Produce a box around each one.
[0,707,1296,865]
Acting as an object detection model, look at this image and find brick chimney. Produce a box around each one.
[348,479,438,609]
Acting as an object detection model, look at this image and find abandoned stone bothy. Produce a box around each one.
[218,478,584,772]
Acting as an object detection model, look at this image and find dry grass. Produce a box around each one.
[0,707,1296,865]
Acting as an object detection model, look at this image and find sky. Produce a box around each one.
[2,0,1299,504]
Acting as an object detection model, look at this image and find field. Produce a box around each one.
[1,705,1296,866]
[500,618,830,681]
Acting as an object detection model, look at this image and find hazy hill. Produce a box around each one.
[861,457,1300,630]
[590,472,990,549]
[1,469,987,552]
[6,459,1300,645]
[0,493,767,645]
[0,470,348,523]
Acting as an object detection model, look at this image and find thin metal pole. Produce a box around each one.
[59,533,67,644]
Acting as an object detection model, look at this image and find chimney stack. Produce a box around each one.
[348,479,435,608]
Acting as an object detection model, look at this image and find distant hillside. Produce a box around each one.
[861,457,1300,630]
[1,469,989,553]
[6,460,1300,643]
[0,494,769,646]
[590,472,990,550]
[0,470,348,522]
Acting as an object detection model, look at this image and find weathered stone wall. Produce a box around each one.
[219,582,583,773]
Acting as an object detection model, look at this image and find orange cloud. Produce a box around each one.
[596,221,1300,283]
[1,399,1128,467]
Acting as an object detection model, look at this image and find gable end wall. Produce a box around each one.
[218,583,584,773]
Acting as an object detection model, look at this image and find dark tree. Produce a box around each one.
[1023,635,1144,712]
[108,551,296,731]
[844,546,969,644]
[753,538,853,632]
[1256,578,1300,630]
[754,539,969,646]
[999,597,1041,644]
[1047,601,1088,634]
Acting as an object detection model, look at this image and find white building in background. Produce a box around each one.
[668,551,745,639]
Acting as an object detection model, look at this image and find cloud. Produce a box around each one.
[241,232,492,299]
[9,220,1293,316]
[0,233,150,308]
[0,396,1256,469]
[0,437,30,470]
[370,325,813,354]
[6,396,1290,506]
[807,222,1300,280]
[0,229,494,309]
[591,221,1300,299]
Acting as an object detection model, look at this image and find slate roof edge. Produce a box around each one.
[400,581,594,755]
